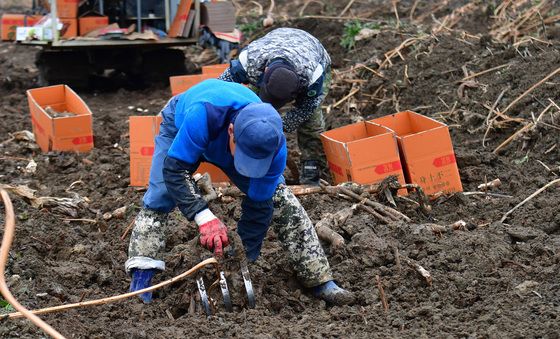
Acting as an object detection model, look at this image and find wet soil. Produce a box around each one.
[1,1,560,338]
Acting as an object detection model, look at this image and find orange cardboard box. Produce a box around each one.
[43,0,79,18]
[48,0,79,18]
[78,15,108,36]
[169,74,218,96]
[201,64,229,76]
[1,14,41,41]
[60,18,78,38]
[369,111,463,195]
[129,116,229,186]
[27,85,94,153]
[321,121,406,188]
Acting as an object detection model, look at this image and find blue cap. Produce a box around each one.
[234,103,283,178]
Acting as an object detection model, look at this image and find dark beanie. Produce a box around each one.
[259,61,299,109]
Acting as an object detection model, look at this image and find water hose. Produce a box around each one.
[1,188,219,324]
[1,189,65,338]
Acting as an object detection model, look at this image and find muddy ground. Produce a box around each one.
[1,1,560,338]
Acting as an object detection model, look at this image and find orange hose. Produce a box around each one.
[1,189,219,324]
[4,257,218,319]
[0,189,66,338]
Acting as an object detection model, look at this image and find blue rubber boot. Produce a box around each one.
[312,280,355,306]
[130,268,157,304]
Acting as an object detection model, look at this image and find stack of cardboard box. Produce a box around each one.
[1,0,110,41]
[321,111,463,196]
[56,0,79,38]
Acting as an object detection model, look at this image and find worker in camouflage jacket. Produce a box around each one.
[126,79,354,306]
[219,28,331,185]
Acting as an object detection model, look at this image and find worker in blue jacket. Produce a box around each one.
[126,79,354,306]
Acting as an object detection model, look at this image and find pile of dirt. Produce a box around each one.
[1,1,560,337]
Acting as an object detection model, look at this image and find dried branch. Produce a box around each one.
[501,178,560,223]
[501,66,560,116]
[320,180,411,224]
[339,0,356,17]
[403,256,432,286]
[315,204,359,252]
[461,63,511,81]
[376,275,389,312]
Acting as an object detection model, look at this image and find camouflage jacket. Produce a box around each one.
[219,28,331,132]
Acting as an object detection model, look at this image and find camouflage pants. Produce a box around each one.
[126,185,333,287]
[297,68,331,170]
[271,184,332,287]
[125,208,169,273]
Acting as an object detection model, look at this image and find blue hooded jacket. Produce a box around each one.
[161,79,287,223]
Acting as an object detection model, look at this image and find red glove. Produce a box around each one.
[195,209,229,256]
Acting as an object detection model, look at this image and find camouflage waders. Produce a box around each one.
[125,208,169,273]
[297,67,331,171]
[271,184,333,287]
[126,184,333,287]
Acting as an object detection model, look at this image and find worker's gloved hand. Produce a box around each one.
[300,159,320,185]
[195,209,229,256]
[312,280,355,306]
[130,268,157,304]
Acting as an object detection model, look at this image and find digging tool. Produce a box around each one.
[196,276,212,316]
[196,262,255,315]
[195,237,256,315]
[241,263,256,309]
[219,271,233,312]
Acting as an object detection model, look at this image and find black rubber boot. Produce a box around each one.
[300,159,320,185]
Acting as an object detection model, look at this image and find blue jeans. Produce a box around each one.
[143,97,180,213]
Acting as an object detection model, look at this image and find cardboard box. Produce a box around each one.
[169,74,218,96]
[27,85,94,153]
[55,0,79,18]
[60,18,77,38]
[320,121,406,188]
[201,63,229,75]
[78,15,108,36]
[129,116,229,187]
[369,111,463,195]
[1,14,40,41]
[42,0,79,18]
[200,1,235,33]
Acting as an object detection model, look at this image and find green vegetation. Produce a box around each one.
[239,21,263,38]
[0,299,15,313]
[340,20,380,50]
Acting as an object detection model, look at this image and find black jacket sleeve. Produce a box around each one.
[163,155,208,221]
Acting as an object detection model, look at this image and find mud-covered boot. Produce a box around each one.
[126,208,169,303]
[126,208,169,271]
[312,280,355,305]
[300,159,320,185]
